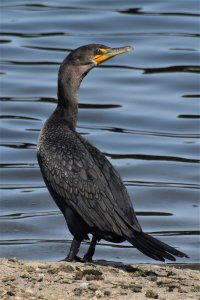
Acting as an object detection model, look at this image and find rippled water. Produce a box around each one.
[1,0,200,264]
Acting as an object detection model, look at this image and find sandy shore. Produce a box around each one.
[0,258,199,300]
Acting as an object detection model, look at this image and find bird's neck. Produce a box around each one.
[57,64,83,130]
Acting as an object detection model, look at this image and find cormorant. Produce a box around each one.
[37,44,188,262]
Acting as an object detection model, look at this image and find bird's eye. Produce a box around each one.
[94,49,102,55]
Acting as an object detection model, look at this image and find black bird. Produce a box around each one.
[37,44,188,262]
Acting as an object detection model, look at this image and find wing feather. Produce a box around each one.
[37,124,139,237]
[77,133,142,232]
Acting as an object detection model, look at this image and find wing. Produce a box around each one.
[77,133,142,232]
[37,124,137,237]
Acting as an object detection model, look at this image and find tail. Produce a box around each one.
[114,208,189,261]
[127,231,189,262]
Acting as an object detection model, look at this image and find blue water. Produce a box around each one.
[0,0,200,264]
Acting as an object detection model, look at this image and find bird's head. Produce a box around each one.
[58,44,133,108]
[63,44,133,74]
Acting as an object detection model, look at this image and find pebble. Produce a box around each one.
[37,273,44,282]
[104,288,111,296]
[80,282,89,289]
[59,263,75,272]
[145,289,159,299]
[95,290,104,298]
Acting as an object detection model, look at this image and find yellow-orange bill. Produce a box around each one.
[93,46,133,65]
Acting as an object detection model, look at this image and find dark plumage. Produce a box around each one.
[37,44,189,262]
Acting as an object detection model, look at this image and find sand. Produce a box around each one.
[0,257,199,300]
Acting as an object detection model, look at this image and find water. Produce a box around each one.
[0,0,199,264]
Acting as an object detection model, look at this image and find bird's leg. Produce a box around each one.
[63,238,82,262]
[83,235,98,262]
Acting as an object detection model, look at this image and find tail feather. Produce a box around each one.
[114,207,189,261]
[128,236,166,262]
[127,231,189,262]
